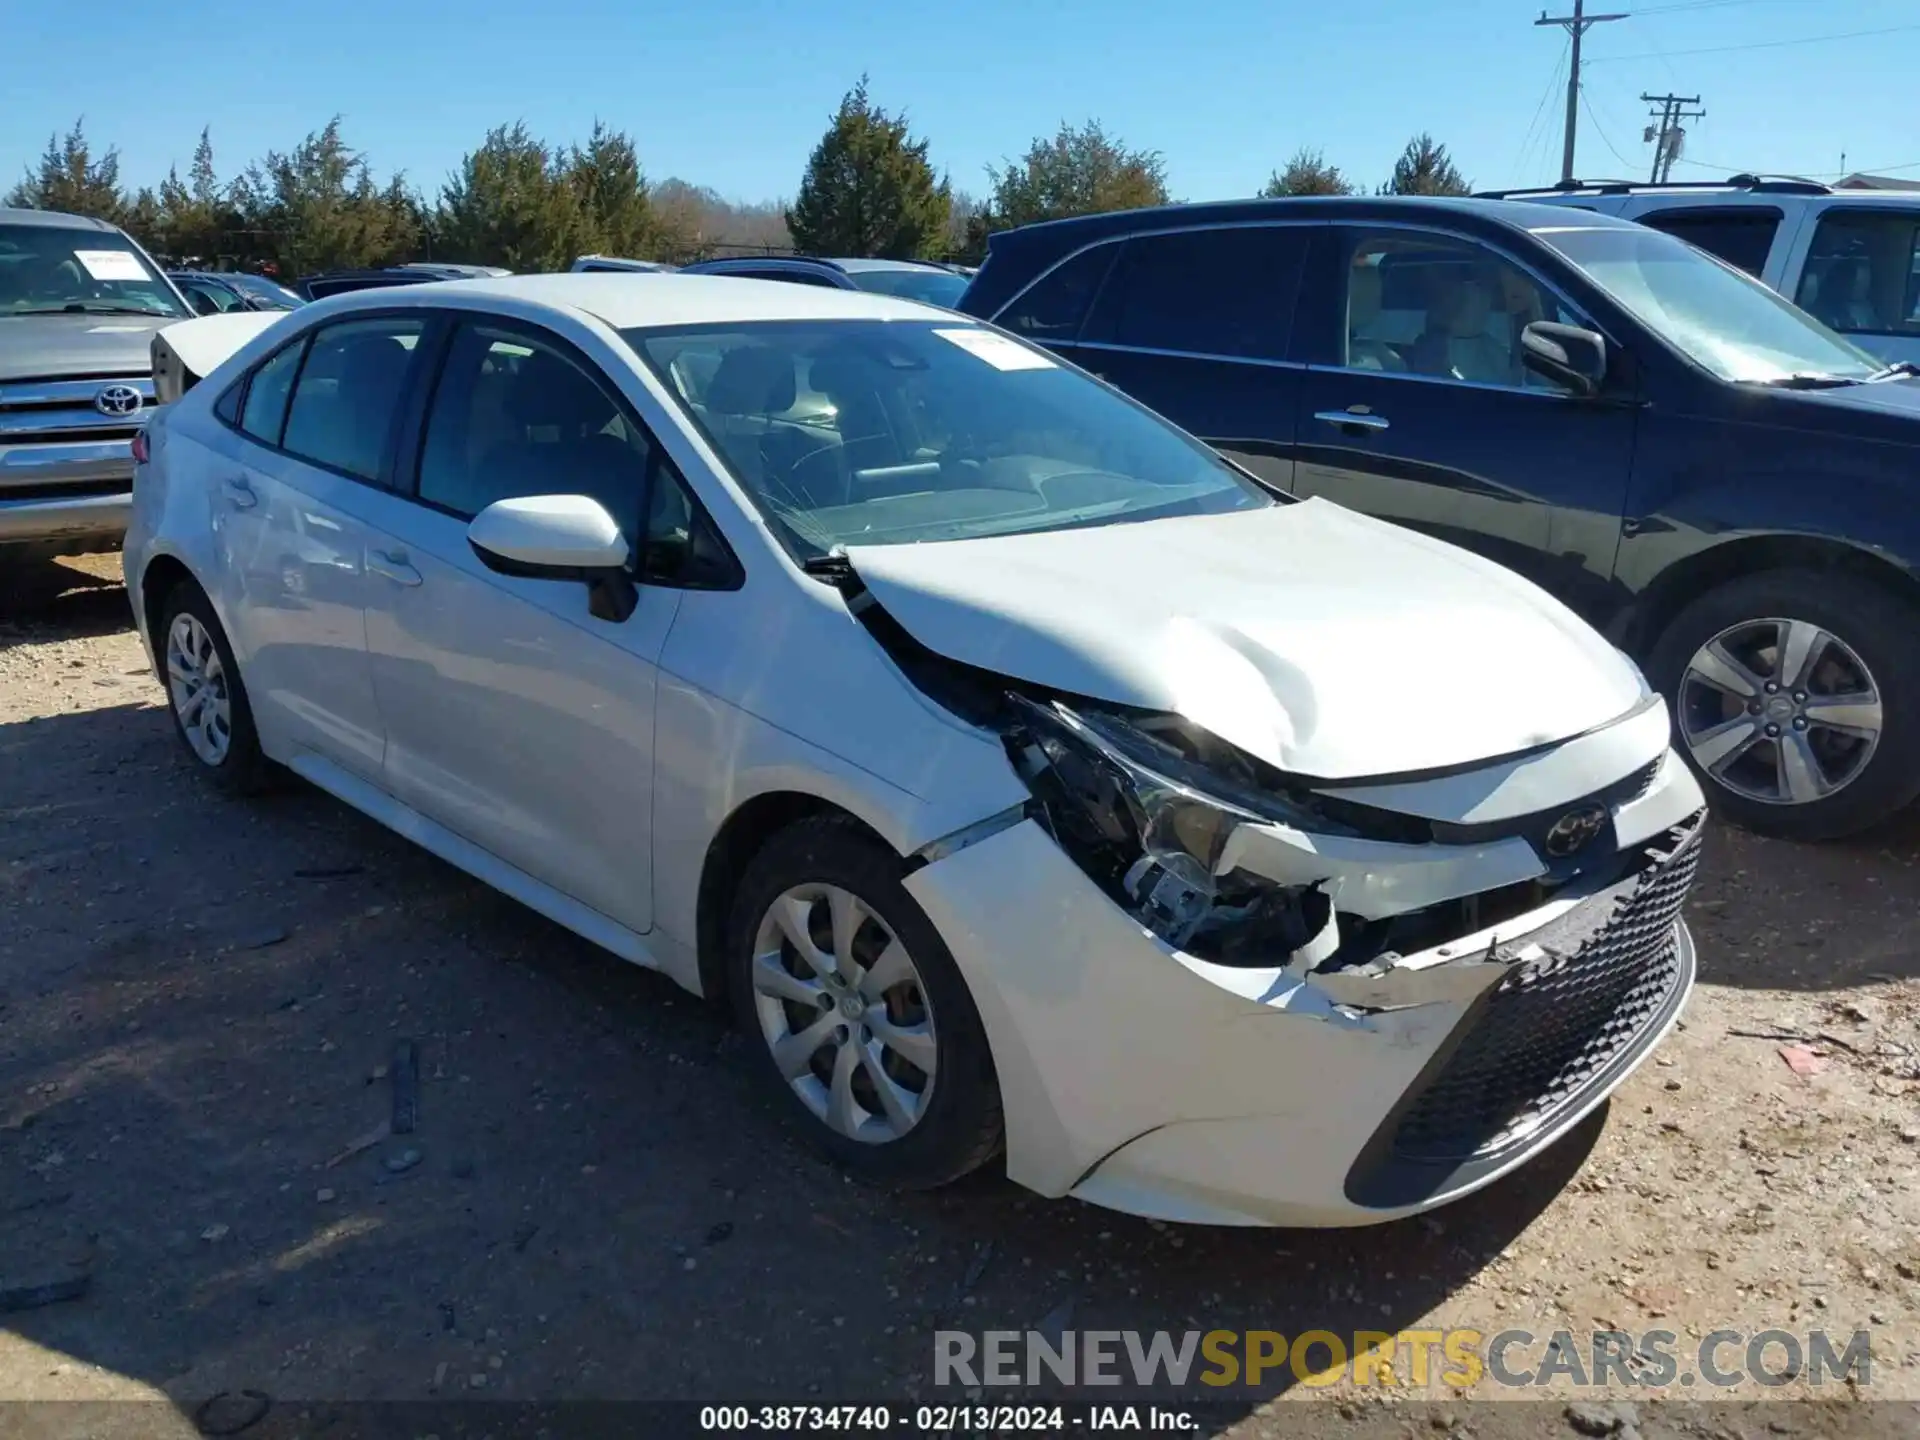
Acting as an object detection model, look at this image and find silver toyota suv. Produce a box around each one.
[1,207,192,561]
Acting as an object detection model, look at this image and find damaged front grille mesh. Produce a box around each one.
[1389,817,1703,1165]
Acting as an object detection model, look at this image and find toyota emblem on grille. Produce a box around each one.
[1544,803,1608,857]
[94,384,144,417]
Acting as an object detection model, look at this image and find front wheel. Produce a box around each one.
[725,815,1003,1188]
[1647,568,1920,840]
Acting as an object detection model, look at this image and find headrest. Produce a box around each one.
[705,346,796,416]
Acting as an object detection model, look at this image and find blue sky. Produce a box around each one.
[5,0,1919,206]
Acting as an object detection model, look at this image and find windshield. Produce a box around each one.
[1541,225,1880,383]
[0,224,188,319]
[223,273,304,308]
[625,320,1269,558]
[845,267,970,309]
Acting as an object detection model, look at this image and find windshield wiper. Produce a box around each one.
[1746,372,1863,390]
[1866,360,1920,383]
[801,550,854,582]
[6,303,176,318]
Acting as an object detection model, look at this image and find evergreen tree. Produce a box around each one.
[6,120,127,221]
[232,118,419,278]
[1260,147,1355,197]
[786,79,950,259]
[1381,134,1471,196]
[437,123,581,272]
[566,121,656,261]
[981,120,1168,231]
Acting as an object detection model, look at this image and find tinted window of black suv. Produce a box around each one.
[959,197,1920,843]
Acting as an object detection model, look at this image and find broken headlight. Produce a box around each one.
[1005,695,1338,963]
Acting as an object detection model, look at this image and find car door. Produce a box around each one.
[209,317,424,779]
[344,316,681,935]
[1050,224,1311,494]
[1291,225,1639,620]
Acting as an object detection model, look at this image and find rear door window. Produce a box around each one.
[1081,226,1307,361]
[280,317,427,482]
[1636,207,1782,277]
[1793,209,1920,337]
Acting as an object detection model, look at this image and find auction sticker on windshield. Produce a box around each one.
[933,327,1055,371]
[74,249,148,281]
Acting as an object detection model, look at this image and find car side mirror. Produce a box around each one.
[467,494,638,622]
[1520,321,1607,397]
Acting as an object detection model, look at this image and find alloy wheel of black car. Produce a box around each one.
[1650,568,1920,840]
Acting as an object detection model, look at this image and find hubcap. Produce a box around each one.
[1678,616,1882,806]
[165,612,233,767]
[750,883,937,1144]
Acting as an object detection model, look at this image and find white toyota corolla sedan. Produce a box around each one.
[125,275,1706,1226]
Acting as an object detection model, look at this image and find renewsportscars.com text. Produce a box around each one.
[934,1328,1871,1391]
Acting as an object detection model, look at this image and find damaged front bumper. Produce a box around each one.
[904,753,1705,1226]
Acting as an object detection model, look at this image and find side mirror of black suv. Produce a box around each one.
[1521,321,1608,397]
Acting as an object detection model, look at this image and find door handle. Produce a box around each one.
[222,476,257,509]
[367,549,423,587]
[1314,408,1391,433]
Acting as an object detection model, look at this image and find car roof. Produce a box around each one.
[830,257,953,273]
[684,255,847,273]
[0,207,124,232]
[988,193,1646,243]
[314,271,954,329]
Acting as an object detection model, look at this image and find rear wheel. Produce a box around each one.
[159,581,275,795]
[1648,568,1920,840]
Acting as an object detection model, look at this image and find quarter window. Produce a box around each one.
[417,322,650,535]
[238,340,304,446]
[280,317,426,481]
[1340,231,1584,392]
[1637,207,1781,277]
[1084,227,1305,360]
[994,244,1117,341]
[1793,210,1920,336]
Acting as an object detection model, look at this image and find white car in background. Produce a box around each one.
[1491,174,1920,366]
[126,275,1704,1226]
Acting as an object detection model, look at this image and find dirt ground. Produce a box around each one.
[3,554,1919,1439]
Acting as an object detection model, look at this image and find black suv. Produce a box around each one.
[958,196,1920,840]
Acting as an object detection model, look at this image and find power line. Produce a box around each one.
[1579,86,1641,173]
[1537,2,1630,182]
[1633,0,1821,14]
[1589,21,1920,63]
[1511,37,1570,184]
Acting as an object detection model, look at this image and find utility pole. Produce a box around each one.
[1537,2,1629,183]
[1641,92,1704,182]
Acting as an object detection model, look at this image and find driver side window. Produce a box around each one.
[417,322,651,538]
[1341,232,1585,393]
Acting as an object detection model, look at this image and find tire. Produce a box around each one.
[725,814,1003,1188]
[1647,567,1920,840]
[157,580,276,796]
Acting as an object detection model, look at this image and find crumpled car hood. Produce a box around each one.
[842,498,1647,781]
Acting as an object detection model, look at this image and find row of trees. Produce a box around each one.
[5,83,1472,277]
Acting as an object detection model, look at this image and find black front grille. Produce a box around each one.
[1389,816,1703,1164]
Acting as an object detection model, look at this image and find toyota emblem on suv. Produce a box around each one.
[94,385,143,417]
[1544,803,1609,857]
